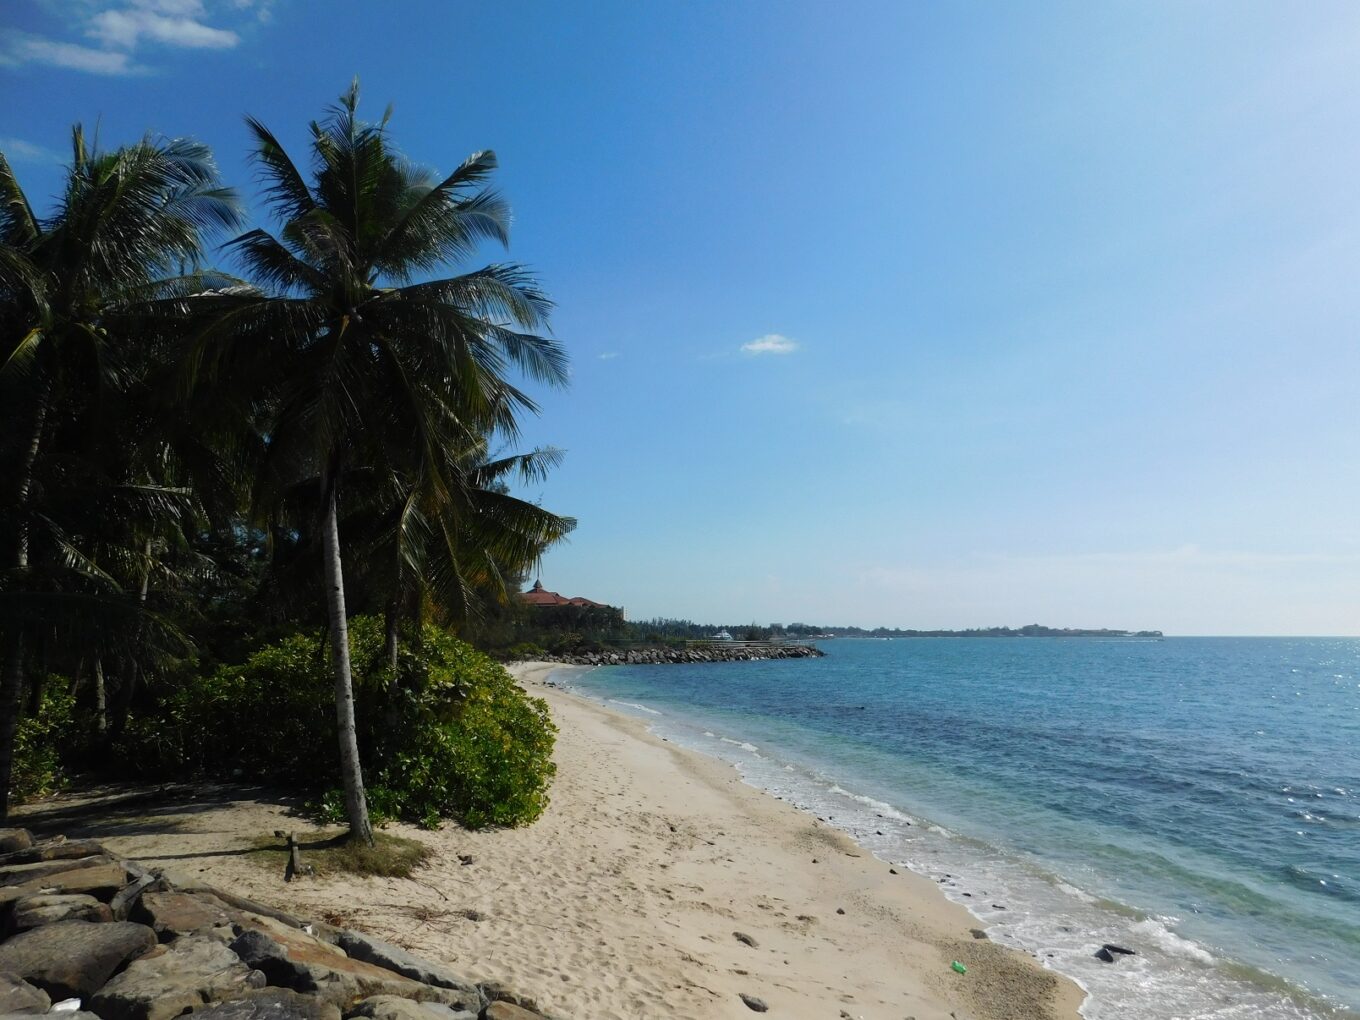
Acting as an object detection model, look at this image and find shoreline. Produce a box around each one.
[15,660,1085,1020]
[509,660,1086,1019]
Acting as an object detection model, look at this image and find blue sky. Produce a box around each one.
[5,1,1360,634]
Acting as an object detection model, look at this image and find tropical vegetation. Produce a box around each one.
[0,81,571,840]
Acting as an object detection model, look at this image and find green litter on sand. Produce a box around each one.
[951,960,968,974]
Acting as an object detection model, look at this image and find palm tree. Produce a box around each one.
[0,133,239,819]
[187,81,568,844]
[357,443,576,673]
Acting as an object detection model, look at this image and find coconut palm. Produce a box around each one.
[360,443,576,673]
[186,81,568,844]
[0,133,239,819]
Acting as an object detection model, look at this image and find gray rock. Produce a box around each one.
[739,992,769,1012]
[228,925,466,1008]
[0,862,128,908]
[335,930,481,1007]
[10,892,113,930]
[344,996,477,1020]
[91,933,264,1020]
[483,1005,545,1020]
[187,988,340,1020]
[0,919,156,999]
[0,839,104,867]
[134,890,238,939]
[0,971,49,1014]
[0,831,32,854]
[0,855,113,888]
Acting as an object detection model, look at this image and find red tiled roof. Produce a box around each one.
[520,580,611,609]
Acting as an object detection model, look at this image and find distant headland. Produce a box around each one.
[812,624,1164,639]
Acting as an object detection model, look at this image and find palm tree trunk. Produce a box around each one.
[0,637,24,821]
[93,657,107,740]
[13,379,50,571]
[110,539,153,742]
[0,379,50,819]
[385,593,400,678]
[321,478,373,846]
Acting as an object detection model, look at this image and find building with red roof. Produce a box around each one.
[520,580,616,612]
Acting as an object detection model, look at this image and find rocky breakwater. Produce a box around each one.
[541,643,825,667]
[0,827,549,1020]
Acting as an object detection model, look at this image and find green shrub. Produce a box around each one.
[11,688,76,803]
[117,618,556,829]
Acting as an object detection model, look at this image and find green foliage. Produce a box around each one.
[118,617,555,829]
[11,688,75,804]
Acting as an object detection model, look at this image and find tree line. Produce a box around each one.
[0,81,574,843]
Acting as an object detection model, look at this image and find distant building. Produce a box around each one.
[519,580,624,628]
[520,579,614,610]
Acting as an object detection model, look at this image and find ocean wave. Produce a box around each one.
[718,736,760,752]
[607,699,662,716]
[825,784,916,823]
[1130,918,1216,965]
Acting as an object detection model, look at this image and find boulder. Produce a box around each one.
[739,993,769,1013]
[0,971,49,1014]
[0,919,156,999]
[483,1005,545,1020]
[10,892,113,930]
[0,862,128,907]
[229,926,466,1008]
[0,855,113,888]
[334,930,481,1005]
[345,996,478,1020]
[135,890,239,940]
[187,988,340,1020]
[0,839,105,867]
[0,832,33,854]
[91,933,265,1020]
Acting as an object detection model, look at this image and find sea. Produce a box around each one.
[554,637,1360,1020]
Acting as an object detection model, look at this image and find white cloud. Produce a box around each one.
[597,352,619,360]
[89,7,239,49]
[741,333,800,356]
[1,34,136,74]
[3,1,252,76]
[0,137,62,163]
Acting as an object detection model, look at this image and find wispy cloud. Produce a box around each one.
[3,1,264,75]
[1,33,136,74]
[597,351,620,361]
[741,333,800,356]
[88,8,239,50]
[0,136,63,163]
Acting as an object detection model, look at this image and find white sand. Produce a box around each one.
[19,661,1085,1020]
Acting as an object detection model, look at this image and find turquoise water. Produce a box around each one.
[561,637,1360,1020]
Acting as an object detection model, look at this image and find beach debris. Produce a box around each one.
[457,854,475,866]
[739,992,769,1012]
[950,960,968,975]
[811,858,819,864]
[1094,943,1136,963]
[836,907,846,915]
[991,904,1006,910]
[733,931,758,947]
[889,868,898,875]
[969,928,988,940]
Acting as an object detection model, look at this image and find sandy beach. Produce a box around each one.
[16,662,1085,1020]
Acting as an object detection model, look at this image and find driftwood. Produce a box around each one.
[181,883,308,929]
[109,868,164,921]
